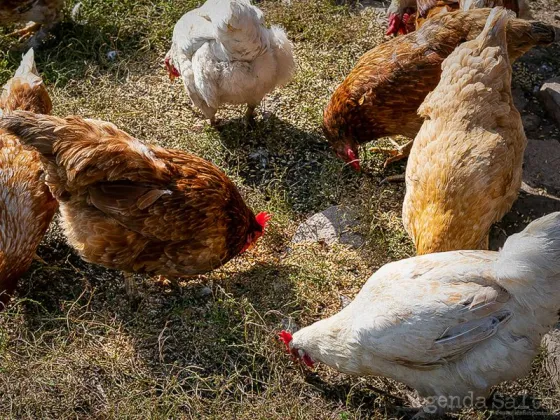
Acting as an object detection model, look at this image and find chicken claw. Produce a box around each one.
[33,253,48,265]
[245,105,256,127]
[154,275,172,287]
[8,22,42,41]
[381,173,406,184]
[370,139,413,168]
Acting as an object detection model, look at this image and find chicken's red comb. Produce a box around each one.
[256,212,272,229]
[279,330,293,352]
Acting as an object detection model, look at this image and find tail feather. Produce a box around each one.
[477,7,512,50]
[269,25,295,87]
[212,0,269,61]
[496,212,560,306]
[0,111,61,160]
[15,49,39,79]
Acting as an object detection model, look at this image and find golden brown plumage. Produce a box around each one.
[402,8,526,255]
[0,111,269,278]
[0,0,64,46]
[323,8,557,170]
[0,50,57,308]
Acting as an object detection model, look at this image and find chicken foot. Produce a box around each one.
[123,273,138,298]
[402,393,447,419]
[33,253,48,265]
[8,22,42,40]
[154,275,172,287]
[380,173,406,184]
[370,138,413,168]
[245,104,256,126]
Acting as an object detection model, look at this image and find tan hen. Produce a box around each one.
[403,7,526,254]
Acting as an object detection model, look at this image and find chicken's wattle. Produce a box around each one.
[164,57,180,80]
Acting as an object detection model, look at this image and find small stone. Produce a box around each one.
[521,114,541,133]
[107,51,120,61]
[340,294,352,309]
[512,88,528,112]
[292,205,364,248]
[539,78,560,127]
[199,287,212,297]
[523,139,560,196]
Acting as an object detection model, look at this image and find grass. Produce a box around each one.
[0,0,559,418]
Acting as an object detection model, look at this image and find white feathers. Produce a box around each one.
[496,212,560,303]
[166,0,295,120]
[15,49,39,79]
[2,49,43,104]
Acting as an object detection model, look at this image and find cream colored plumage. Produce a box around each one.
[402,7,526,255]
[165,0,295,125]
[286,211,560,414]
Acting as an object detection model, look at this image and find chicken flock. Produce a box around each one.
[1,0,560,416]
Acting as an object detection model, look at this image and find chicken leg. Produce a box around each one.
[370,139,414,168]
[123,273,137,298]
[33,253,48,265]
[8,22,42,40]
[245,104,256,126]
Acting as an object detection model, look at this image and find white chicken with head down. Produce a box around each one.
[281,210,560,415]
[165,0,295,126]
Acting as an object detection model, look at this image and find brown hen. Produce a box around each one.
[323,8,557,170]
[0,111,269,281]
[0,49,57,308]
[0,0,64,46]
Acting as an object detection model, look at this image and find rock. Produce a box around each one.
[521,114,541,133]
[293,205,364,248]
[199,287,212,297]
[539,78,560,127]
[512,88,528,112]
[339,294,352,309]
[523,139,560,196]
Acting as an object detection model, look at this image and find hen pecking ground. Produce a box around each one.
[0,1,559,419]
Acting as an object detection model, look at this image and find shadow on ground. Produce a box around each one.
[217,114,362,213]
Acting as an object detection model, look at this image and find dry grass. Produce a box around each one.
[0,0,559,418]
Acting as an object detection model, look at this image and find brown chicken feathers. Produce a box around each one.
[322,8,558,170]
[0,111,269,278]
[0,50,57,307]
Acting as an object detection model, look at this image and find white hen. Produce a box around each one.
[280,211,560,415]
[165,0,295,125]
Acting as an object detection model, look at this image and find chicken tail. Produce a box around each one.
[213,0,270,62]
[476,7,513,50]
[496,212,560,308]
[269,25,295,88]
[0,110,61,162]
[14,49,39,80]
